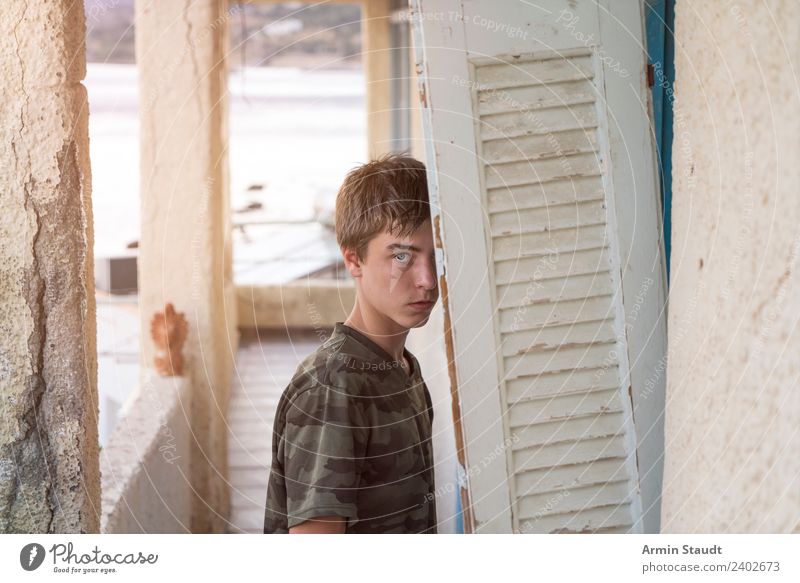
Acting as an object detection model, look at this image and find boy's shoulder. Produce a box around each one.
[280,328,389,407]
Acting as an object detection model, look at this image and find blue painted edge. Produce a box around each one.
[455,482,464,533]
[645,0,675,283]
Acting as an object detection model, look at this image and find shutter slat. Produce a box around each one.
[498,294,614,332]
[481,103,598,141]
[512,435,628,472]
[490,198,606,235]
[501,318,617,357]
[490,199,604,229]
[517,480,633,520]
[515,457,629,497]
[485,151,602,189]
[477,78,596,116]
[505,342,618,379]
[494,246,611,285]
[482,127,599,165]
[475,53,595,91]
[496,272,615,310]
[492,223,607,262]
[518,504,633,534]
[488,175,605,213]
[507,387,621,426]
[504,365,620,401]
[510,414,626,452]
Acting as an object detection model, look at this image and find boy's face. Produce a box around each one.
[343,218,439,330]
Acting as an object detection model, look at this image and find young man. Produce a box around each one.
[263,152,439,534]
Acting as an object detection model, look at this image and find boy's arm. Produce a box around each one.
[289,515,346,534]
[282,384,366,532]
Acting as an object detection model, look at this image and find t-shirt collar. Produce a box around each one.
[333,321,417,380]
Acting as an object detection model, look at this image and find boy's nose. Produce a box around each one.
[416,258,438,291]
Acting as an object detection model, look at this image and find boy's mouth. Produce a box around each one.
[408,300,435,311]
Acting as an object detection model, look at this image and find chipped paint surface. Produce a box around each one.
[418,78,428,108]
[431,213,474,532]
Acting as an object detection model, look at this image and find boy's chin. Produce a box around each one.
[406,313,432,328]
[411,317,430,328]
[387,312,428,330]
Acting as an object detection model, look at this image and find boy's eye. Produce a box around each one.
[393,252,411,264]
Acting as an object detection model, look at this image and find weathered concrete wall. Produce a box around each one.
[662,0,800,533]
[102,374,192,533]
[136,0,238,533]
[0,0,99,532]
[236,281,355,329]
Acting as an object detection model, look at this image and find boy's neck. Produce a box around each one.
[344,303,409,365]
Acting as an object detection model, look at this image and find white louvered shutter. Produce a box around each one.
[412,0,668,534]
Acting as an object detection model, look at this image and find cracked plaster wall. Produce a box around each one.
[0,0,99,533]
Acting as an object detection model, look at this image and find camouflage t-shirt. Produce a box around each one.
[263,322,437,534]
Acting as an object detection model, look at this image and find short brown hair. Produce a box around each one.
[335,152,430,261]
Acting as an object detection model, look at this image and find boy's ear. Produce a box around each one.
[341,246,363,278]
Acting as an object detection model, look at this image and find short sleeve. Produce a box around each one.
[281,384,366,530]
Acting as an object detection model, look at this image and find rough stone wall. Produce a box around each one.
[663,0,800,532]
[0,0,99,533]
